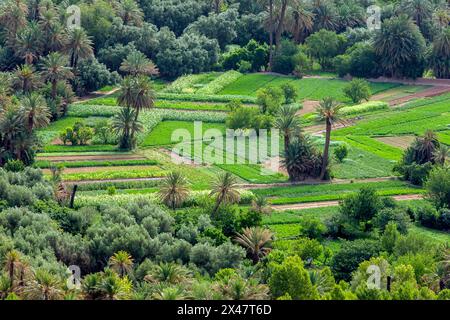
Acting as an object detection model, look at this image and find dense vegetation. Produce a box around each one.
[0,0,449,301]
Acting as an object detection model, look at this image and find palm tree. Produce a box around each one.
[40,52,74,100]
[11,64,41,94]
[210,172,240,216]
[117,76,155,142]
[282,135,322,181]
[4,250,22,283]
[23,269,63,300]
[429,28,450,79]
[0,273,13,300]
[111,107,143,150]
[400,0,432,31]
[144,262,192,285]
[234,227,273,264]
[120,51,159,76]
[20,93,51,133]
[251,195,272,215]
[117,0,144,26]
[64,27,94,69]
[213,275,270,300]
[286,0,314,43]
[15,22,42,65]
[108,251,134,278]
[99,269,132,300]
[0,0,28,46]
[316,97,342,180]
[152,286,187,300]
[275,104,302,151]
[158,171,190,210]
[312,0,339,31]
[415,130,440,164]
[433,145,449,166]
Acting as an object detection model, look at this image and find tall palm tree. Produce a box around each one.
[99,269,132,300]
[11,64,41,94]
[312,0,339,31]
[144,262,192,285]
[210,172,240,216]
[23,269,63,300]
[400,0,433,31]
[234,227,274,264]
[429,27,450,79]
[158,171,190,210]
[120,51,159,76]
[108,251,134,278]
[152,286,187,300]
[4,250,22,283]
[15,22,42,65]
[117,0,144,27]
[117,76,155,141]
[286,0,314,43]
[0,0,29,46]
[40,52,74,100]
[213,275,270,300]
[433,145,449,166]
[315,97,342,180]
[275,104,302,151]
[64,27,94,69]
[20,93,50,133]
[111,107,143,149]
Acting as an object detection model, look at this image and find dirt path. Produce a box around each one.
[73,88,119,104]
[271,194,423,211]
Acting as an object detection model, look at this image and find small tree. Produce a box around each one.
[334,144,348,162]
[425,166,450,209]
[343,79,371,103]
[280,83,298,104]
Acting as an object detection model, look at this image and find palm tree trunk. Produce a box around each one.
[320,119,332,180]
[212,195,223,216]
[51,80,57,100]
[284,132,290,152]
[275,0,288,49]
[268,0,274,71]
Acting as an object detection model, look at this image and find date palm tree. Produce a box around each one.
[99,269,132,300]
[64,27,94,69]
[158,171,190,210]
[316,97,342,180]
[4,250,23,283]
[20,93,51,133]
[15,22,42,65]
[213,275,270,300]
[275,104,302,152]
[414,130,440,164]
[210,172,240,216]
[108,251,134,278]
[11,64,41,94]
[111,107,143,150]
[433,145,449,166]
[23,269,63,300]
[286,0,314,43]
[117,0,144,27]
[234,227,274,264]
[117,76,155,142]
[144,262,192,285]
[120,51,159,76]
[40,52,74,100]
[0,0,28,46]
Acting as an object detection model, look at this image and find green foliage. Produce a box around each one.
[425,166,450,209]
[334,145,348,163]
[305,29,347,69]
[343,79,371,104]
[256,86,284,115]
[299,217,327,239]
[339,187,382,225]
[4,160,25,172]
[280,83,297,104]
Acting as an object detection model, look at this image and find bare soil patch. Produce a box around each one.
[42,165,158,174]
[375,136,416,150]
[297,100,320,116]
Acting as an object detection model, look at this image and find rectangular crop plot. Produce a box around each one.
[141,121,226,147]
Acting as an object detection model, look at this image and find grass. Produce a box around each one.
[334,96,450,136]
[216,164,287,184]
[263,206,338,225]
[37,151,132,157]
[253,180,423,205]
[142,121,226,147]
[76,179,161,192]
[35,159,158,169]
[334,136,403,161]
[410,225,450,244]
[42,144,119,153]
[219,74,400,101]
[52,166,166,181]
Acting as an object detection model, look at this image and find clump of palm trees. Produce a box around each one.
[158,171,190,210]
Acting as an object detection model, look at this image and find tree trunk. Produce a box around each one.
[51,80,57,100]
[130,109,140,149]
[268,0,274,71]
[284,133,290,152]
[275,0,288,49]
[212,195,223,216]
[320,119,332,180]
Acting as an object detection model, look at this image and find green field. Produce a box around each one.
[142,121,226,147]
[219,74,400,101]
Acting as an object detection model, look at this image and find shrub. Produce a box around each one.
[331,239,381,281]
[343,79,371,103]
[334,145,348,162]
[4,160,25,172]
[339,187,382,225]
[237,60,252,73]
[256,87,284,115]
[298,217,327,239]
[425,166,450,209]
[281,83,297,104]
[373,208,411,234]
